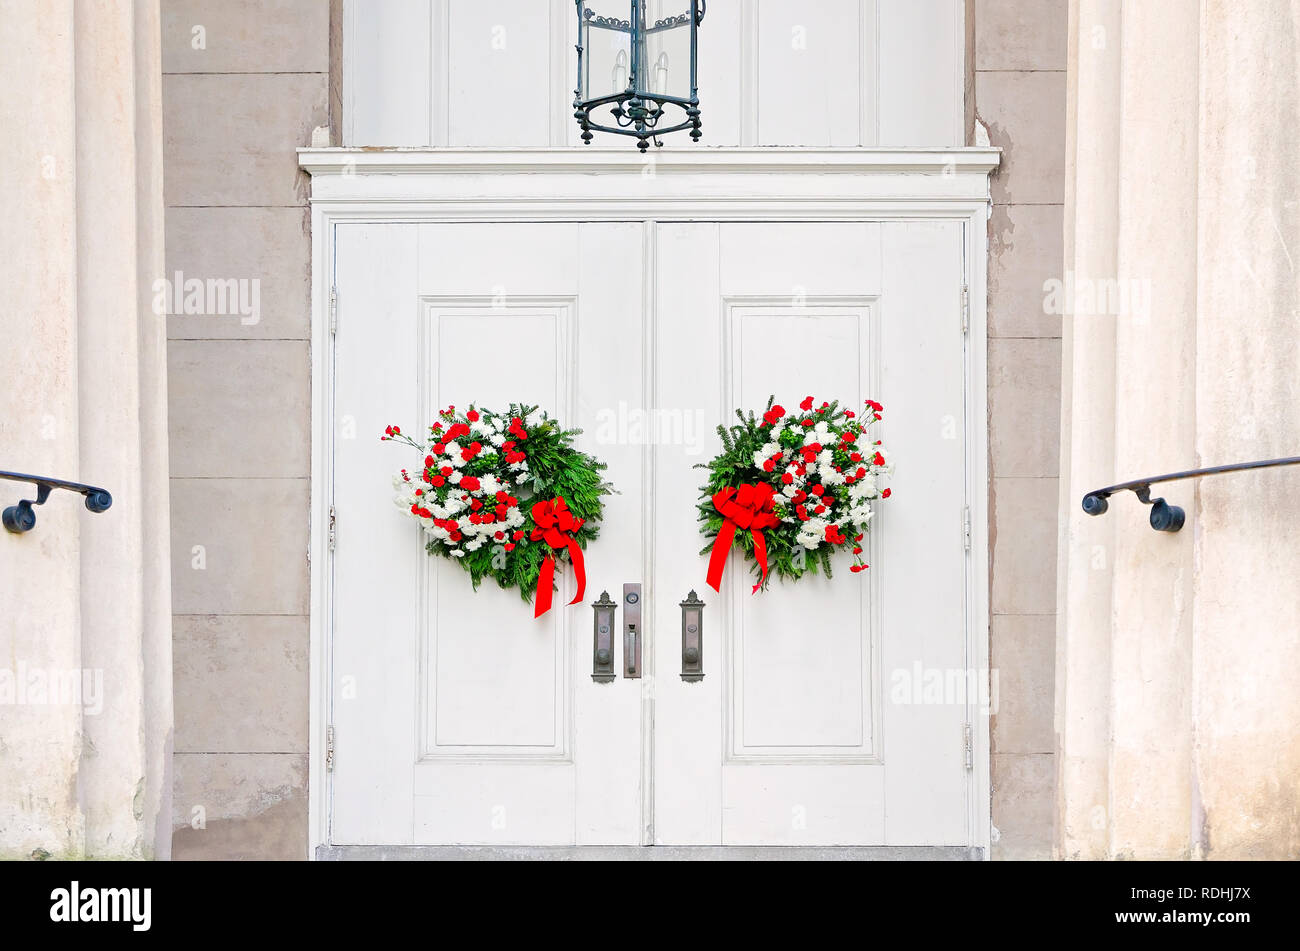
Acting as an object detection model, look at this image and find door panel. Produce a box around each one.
[331,217,972,849]
[651,221,968,846]
[332,222,645,846]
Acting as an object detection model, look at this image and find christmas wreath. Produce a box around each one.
[697,395,893,593]
[383,404,612,617]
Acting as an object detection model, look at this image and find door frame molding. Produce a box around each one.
[300,147,1000,859]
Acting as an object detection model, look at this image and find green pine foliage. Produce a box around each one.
[385,404,612,604]
[696,395,882,590]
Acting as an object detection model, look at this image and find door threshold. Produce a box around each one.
[316,845,982,861]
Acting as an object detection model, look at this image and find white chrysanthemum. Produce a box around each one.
[760,442,781,459]
[817,449,833,467]
[752,451,768,469]
[516,474,529,484]
[802,431,821,446]
[814,421,830,437]
[450,549,465,559]
[448,471,463,485]
[851,505,874,527]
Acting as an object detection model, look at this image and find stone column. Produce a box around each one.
[0,0,171,860]
[1193,0,1300,860]
[1059,0,1300,859]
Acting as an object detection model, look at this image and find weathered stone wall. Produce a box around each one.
[160,0,329,860]
[973,0,1069,860]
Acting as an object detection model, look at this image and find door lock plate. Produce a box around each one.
[623,583,642,679]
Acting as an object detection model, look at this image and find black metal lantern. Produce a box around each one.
[574,0,706,152]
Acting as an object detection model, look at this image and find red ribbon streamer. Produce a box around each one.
[706,483,780,595]
[530,496,587,618]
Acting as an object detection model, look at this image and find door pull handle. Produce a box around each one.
[623,583,642,679]
[592,591,617,683]
[680,590,705,682]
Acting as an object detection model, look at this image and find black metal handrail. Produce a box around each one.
[1082,456,1300,533]
[1,470,112,534]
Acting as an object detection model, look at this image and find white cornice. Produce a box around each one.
[298,147,1000,214]
[298,147,1001,177]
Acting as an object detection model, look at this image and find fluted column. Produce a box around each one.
[0,0,171,860]
[1192,0,1300,860]
[1059,0,1300,859]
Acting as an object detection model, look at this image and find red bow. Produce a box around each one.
[530,496,587,618]
[706,483,780,594]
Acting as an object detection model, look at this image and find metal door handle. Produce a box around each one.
[592,591,617,683]
[680,590,705,682]
[623,583,642,679]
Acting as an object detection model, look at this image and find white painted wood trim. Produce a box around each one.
[300,147,1000,177]
[303,147,998,857]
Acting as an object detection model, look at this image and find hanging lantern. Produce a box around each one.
[574,1,706,152]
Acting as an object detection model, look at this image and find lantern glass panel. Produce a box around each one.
[580,4,634,101]
[642,8,692,101]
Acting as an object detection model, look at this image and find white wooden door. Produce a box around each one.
[329,217,971,848]
[651,221,970,845]
[331,221,647,845]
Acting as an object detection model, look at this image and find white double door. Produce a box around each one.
[330,219,972,847]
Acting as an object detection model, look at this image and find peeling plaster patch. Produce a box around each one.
[172,798,307,861]
[979,115,1011,196]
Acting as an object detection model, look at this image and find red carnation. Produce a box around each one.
[881,488,892,499]
[763,459,776,473]
[781,473,794,485]
[467,410,480,422]
[873,452,886,467]
[460,476,481,491]
[810,485,825,497]
[800,396,814,411]
[431,476,445,487]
